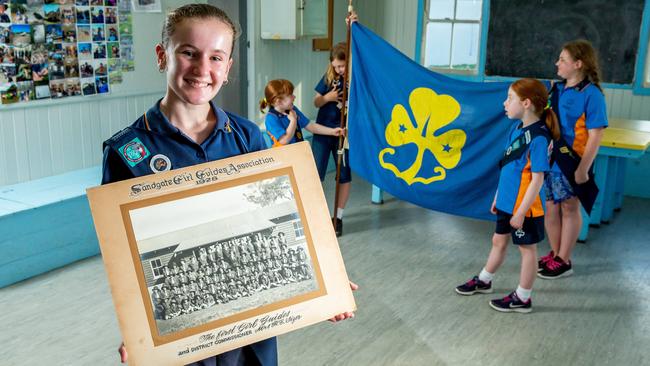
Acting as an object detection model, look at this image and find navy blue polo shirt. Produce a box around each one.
[102,99,267,184]
[314,74,342,128]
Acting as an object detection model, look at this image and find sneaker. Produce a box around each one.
[455,276,493,295]
[537,250,555,272]
[489,291,532,313]
[538,256,573,279]
[333,218,343,237]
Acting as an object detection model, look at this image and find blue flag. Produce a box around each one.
[348,23,513,221]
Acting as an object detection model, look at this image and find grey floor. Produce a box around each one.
[2,173,649,365]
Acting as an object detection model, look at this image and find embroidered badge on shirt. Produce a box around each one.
[150,154,171,173]
[119,137,150,167]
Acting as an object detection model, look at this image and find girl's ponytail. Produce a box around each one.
[259,97,269,113]
[543,108,561,140]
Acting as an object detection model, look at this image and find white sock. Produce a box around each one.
[336,208,344,219]
[516,285,532,302]
[478,268,493,283]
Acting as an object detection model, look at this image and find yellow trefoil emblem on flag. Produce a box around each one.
[379,87,467,185]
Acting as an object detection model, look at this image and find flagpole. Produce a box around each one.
[332,0,354,233]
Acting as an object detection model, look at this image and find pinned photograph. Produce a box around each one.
[48,56,65,80]
[89,0,102,6]
[0,24,11,43]
[44,23,62,42]
[107,57,119,71]
[60,4,74,24]
[31,23,45,43]
[104,0,116,6]
[76,24,91,42]
[11,24,31,45]
[75,6,89,24]
[12,44,31,64]
[93,58,106,75]
[49,78,66,98]
[31,62,48,83]
[131,0,160,13]
[104,6,116,23]
[92,41,106,59]
[31,44,48,63]
[43,3,60,23]
[27,0,45,6]
[64,57,78,78]
[25,6,45,24]
[64,77,80,96]
[0,64,16,84]
[0,3,11,24]
[107,41,118,58]
[15,62,31,81]
[0,83,19,104]
[105,23,117,41]
[34,82,50,98]
[79,59,92,77]
[75,0,89,6]
[11,3,29,24]
[91,23,104,41]
[62,24,75,42]
[90,6,103,23]
[108,68,121,84]
[78,42,91,59]
[0,43,14,63]
[81,76,95,95]
[17,80,34,101]
[95,74,107,93]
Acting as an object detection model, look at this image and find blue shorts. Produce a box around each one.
[544,171,575,203]
[311,134,351,183]
[495,209,545,245]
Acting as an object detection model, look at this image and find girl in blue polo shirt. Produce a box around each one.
[260,79,343,148]
[102,5,355,365]
[312,42,353,236]
[455,79,559,314]
[538,40,608,279]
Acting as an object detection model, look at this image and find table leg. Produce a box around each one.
[601,156,618,223]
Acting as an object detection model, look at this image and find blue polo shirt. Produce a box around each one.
[314,74,342,128]
[264,106,310,145]
[551,79,608,172]
[102,99,267,184]
[496,121,551,217]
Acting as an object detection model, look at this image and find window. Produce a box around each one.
[422,0,483,73]
[292,220,305,240]
[150,258,164,279]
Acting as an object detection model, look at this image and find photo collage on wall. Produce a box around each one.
[0,0,134,104]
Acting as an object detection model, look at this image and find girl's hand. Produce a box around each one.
[286,109,297,125]
[575,166,589,184]
[510,213,524,230]
[328,281,359,323]
[345,10,358,26]
[490,199,497,214]
[332,127,344,136]
[118,342,127,363]
[324,88,339,103]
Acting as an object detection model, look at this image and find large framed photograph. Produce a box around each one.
[87,142,355,365]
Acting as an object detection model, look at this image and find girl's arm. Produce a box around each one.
[305,122,342,136]
[274,110,299,145]
[491,191,498,214]
[575,127,605,184]
[313,89,339,108]
[510,172,544,229]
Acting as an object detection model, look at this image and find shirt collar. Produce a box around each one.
[560,78,590,92]
[144,99,230,135]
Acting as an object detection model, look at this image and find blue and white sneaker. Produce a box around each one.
[455,276,493,295]
[489,291,532,313]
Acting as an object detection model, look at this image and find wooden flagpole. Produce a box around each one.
[332,0,354,231]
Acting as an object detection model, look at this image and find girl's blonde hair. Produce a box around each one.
[511,78,561,140]
[325,42,347,86]
[259,79,294,113]
[562,39,603,92]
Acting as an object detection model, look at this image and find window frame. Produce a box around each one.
[292,220,305,240]
[150,258,164,279]
[419,0,484,76]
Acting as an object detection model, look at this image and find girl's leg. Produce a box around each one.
[310,135,331,182]
[484,233,510,274]
[338,182,351,210]
[518,244,538,289]
[544,200,562,254]
[558,197,581,262]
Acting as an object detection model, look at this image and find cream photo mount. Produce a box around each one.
[87,142,355,365]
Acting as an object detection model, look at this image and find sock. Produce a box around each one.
[336,208,344,219]
[478,268,494,283]
[516,285,532,302]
